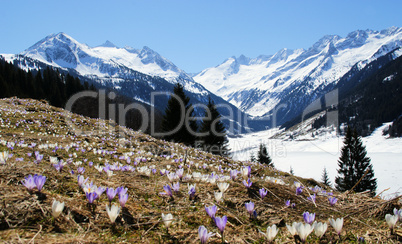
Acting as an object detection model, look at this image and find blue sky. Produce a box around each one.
[1,0,402,73]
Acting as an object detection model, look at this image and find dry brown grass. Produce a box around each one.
[0,97,401,243]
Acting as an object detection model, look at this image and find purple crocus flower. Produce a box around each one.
[230,169,238,180]
[34,175,46,192]
[242,179,253,188]
[119,193,129,208]
[307,193,316,203]
[95,186,105,198]
[160,184,173,198]
[77,167,85,174]
[285,200,291,207]
[198,225,215,244]
[86,192,98,204]
[106,187,117,203]
[303,211,315,224]
[205,205,217,219]
[328,197,338,206]
[176,168,184,179]
[22,175,36,192]
[188,186,196,199]
[53,161,64,172]
[245,201,255,218]
[296,186,303,195]
[77,175,88,188]
[259,188,268,199]
[172,182,180,192]
[116,186,128,196]
[151,168,157,175]
[214,216,227,235]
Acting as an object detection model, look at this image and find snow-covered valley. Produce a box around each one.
[229,124,402,198]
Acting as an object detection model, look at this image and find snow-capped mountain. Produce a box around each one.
[193,27,402,124]
[13,32,206,94]
[2,32,264,134]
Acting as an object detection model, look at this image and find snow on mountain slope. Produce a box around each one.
[194,27,402,117]
[9,32,206,95]
[229,123,402,197]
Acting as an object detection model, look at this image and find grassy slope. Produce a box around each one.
[0,98,400,243]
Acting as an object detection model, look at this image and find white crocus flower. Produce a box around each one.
[106,204,121,223]
[217,182,230,193]
[52,200,65,218]
[259,224,278,242]
[94,164,103,173]
[385,214,398,230]
[313,222,328,238]
[214,191,223,202]
[296,222,314,242]
[106,169,114,178]
[329,218,344,235]
[167,173,178,182]
[161,213,174,228]
[286,222,298,236]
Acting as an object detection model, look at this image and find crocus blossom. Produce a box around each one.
[329,218,344,235]
[106,187,117,203]
[245,201,255,218]
[205,205,217,219]
[33,175,46,192]
[307,193,316,203]
[393,208,402,221]
[161,213,174,228]
[214,191,223,202]
[303,211,315,224]
[328,197,338,206]
[172,182,180,192]
[313,222,328,239]
[286,222,298,236]
[86,192,98,204]
[52,200,65,218]
[119,193,129,208]
[77,175,88,188]
[242,179,252,188]
[217,182,230,193]
[296,186,303,195]
[22,175,37,192]
[106,204,121,223]
[259,224,278,243]
[385,214,398,230]
[296,222,314,242]
[259,188,268,199]
[214,216,227,235]
[198,225,215,244]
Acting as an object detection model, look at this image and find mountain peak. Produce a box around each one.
[98,40,117,48]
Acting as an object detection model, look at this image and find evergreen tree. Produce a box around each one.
[335,127,377,195]
[290,166,294,175]
[257,143,273,167]
[250,153,256,162]
[161,83,197,146]
[199,97,229,156]
[321,167,331,187]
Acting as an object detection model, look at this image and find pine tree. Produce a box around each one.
[321,167,331,187]
[161,83,197,146]
[335,127,377,195]
[257,143,273,167]
[290,166,294,175]
[199,97,230,156]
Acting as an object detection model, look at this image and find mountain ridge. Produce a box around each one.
[193,27,402,125]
